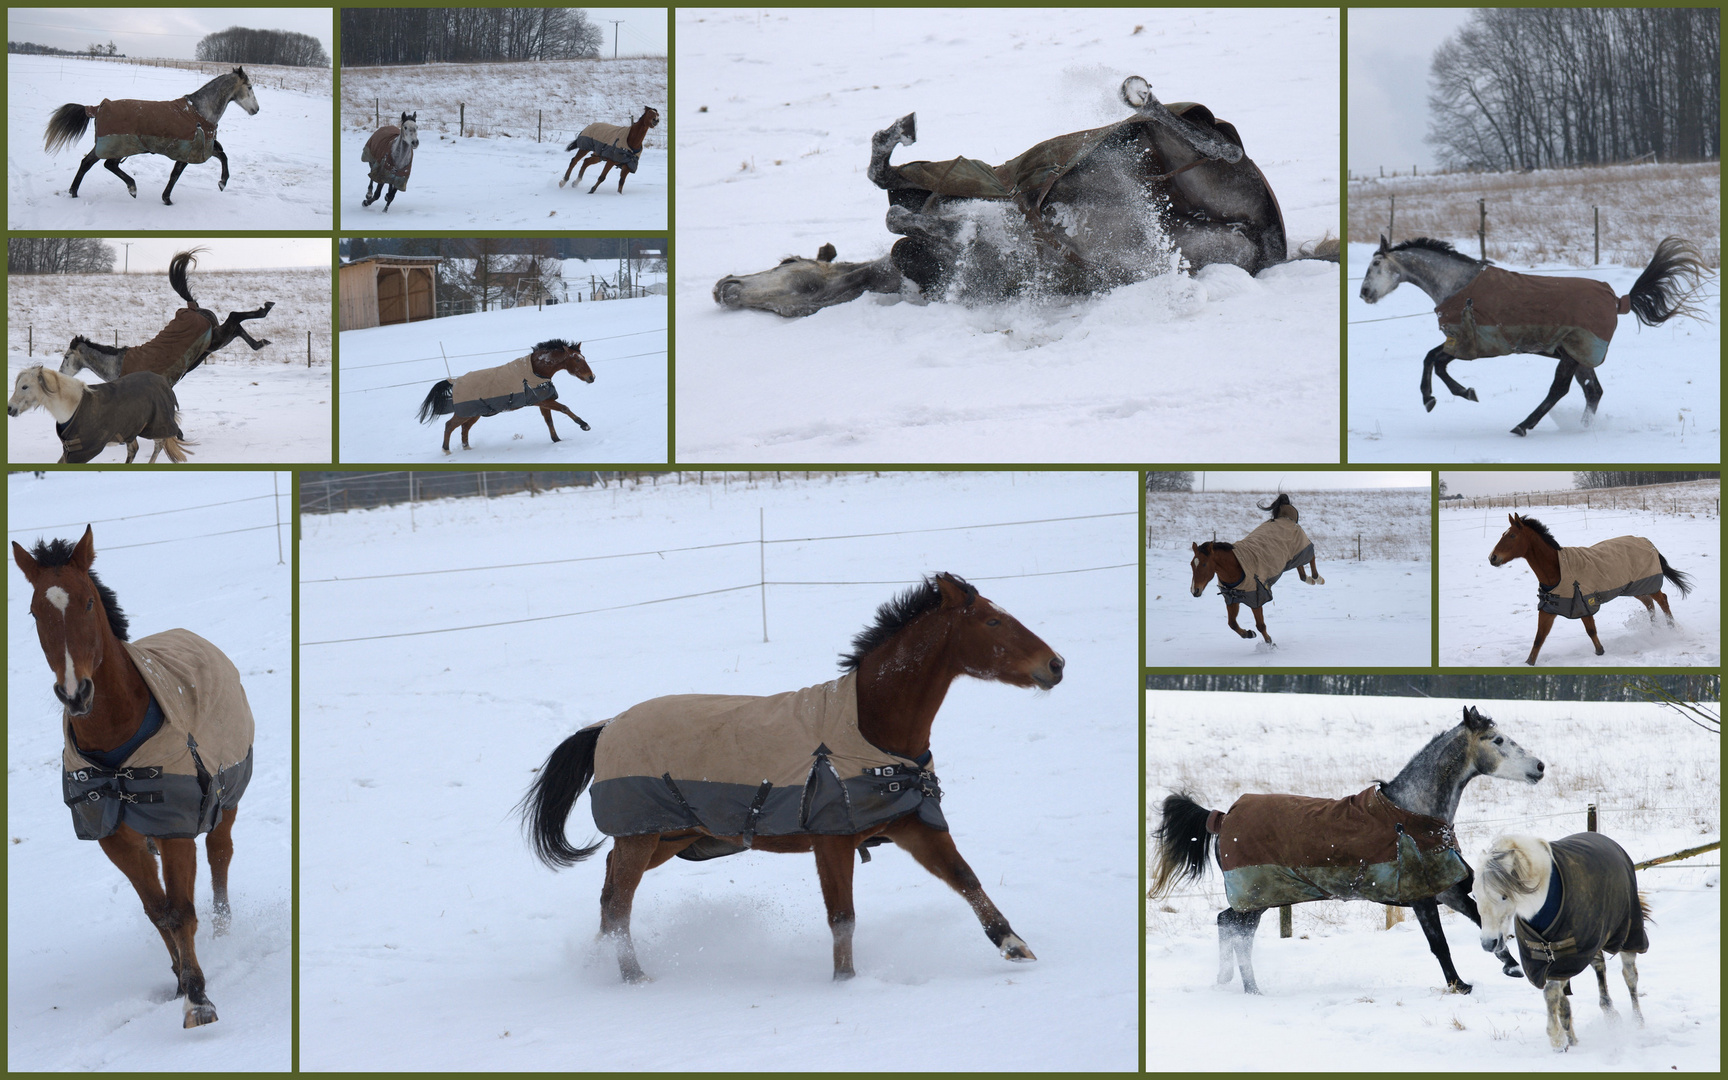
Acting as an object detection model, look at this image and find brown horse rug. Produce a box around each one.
[91,97,216,164]
[1513,832,1647,988]
[450,355,556,418]
[1221,516,1313,609]
[54,372,183,464]
[125,306,215,385]
[1539,536,1664,619]
[62,629,255,841]
[362,125,413,189]
[586,672,946,857]
[569,121,641,173]
[1436,265,1626,369]
[1208,786,1468,910]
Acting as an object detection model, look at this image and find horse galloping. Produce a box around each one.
[9,366,193,463]
[416,338,594,452]
[562,106,659,193]
[361,112,418,212]
[44,68,260,205]
[1188,494,1324,645]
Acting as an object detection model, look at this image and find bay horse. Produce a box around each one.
[361,112,419,212]
[562,106,660,193]
[519,572,1064,983]
[1188,494,1323,645]
[8,366,192,463]
[59,250,274,387]
[1358,234,1710,436]
[44,67,260,205]
[415,339,594,453]
[1149,706,1545,995]
[1488,513,1691,666]
[12,527,253,1027]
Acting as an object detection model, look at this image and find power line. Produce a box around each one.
[338,327,665,372]
[339,349,664,394]
[8,491,286,536]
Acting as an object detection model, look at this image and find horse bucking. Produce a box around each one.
[1189,494,1324,646]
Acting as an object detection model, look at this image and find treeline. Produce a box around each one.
[1145,672,1718,703]
[342,236,658,261]
[1428,8,1720,170]
[196,26,329,67]
[7,238,116,274]
[9,40,121,57]
[1145,472,1195,493]
[341,8,602,65]
[1575,471,1718,489]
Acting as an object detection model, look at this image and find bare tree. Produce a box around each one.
[1144,472,1195,493]
[8,237,116,274]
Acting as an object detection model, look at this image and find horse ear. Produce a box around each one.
[933,573,972,608]
[1462,705,1490,731]
[1508,513,1518,525]
[71,525,96,571]
[1190,541,1199,553]
[1378,233,1390,252]
[12,540,39,581]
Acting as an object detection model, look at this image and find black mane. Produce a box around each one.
[70,335,122,356]
[838,572,974,671]
[1390,237,1482,264]
[534,338,576,353]
[1198,540,1235,553]
[28,537,129,641]
[1518,517,1563,551]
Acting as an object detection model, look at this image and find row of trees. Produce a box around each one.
[1428,7,1720,170]
[1145,673,1718,703]
[1144,472,1196,493]
[1575,471,1718,489]
[196,26,328,67]
[7,238,116,274]
[340,8,602,65]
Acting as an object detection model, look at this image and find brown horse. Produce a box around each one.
[1488,513,1692,666]
[519,572,1064,983]
[1188,494,1324,645]
[12,527,251,1028]
[561,106,659,193]
[416,339,595,453]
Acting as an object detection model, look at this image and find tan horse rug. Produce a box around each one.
[1221,515,1313,609]
[450,355,557,418]
[1539,536,1664,619]
[363,125,414,189]
[569,122,641,173]
[1437,265,1627,369]
[1513,832,1648,988]
[91,97,216,164]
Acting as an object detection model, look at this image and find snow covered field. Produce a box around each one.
[1347,242,1721,463]
[298,471,1138,1071]
[1439,490,1720,667]
[1146,690,1720,1071]
[7,266,333,463]
[6,471,292,1070]
[337,297,667,462]
[8,56,333,230]
[1147,488,1431,666]
[674,8,1340,463]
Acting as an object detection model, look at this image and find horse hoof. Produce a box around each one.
[219,180,227,191]
[620,969,653,985]
[1595,646,1605,656]
[1464,388,1479,402]
[1510,426,1528,437]
[833,969,857,982]
[183,1003,218,1028]
[1448,980,1473,995]
[559,179,567,188]
[1423,397,1436,412]
[578,421,590,431]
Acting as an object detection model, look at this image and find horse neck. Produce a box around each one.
[1212,548,1244,585]
[68,624,151,755]
[627,116,651,150]
[853,619,961,759]
[37,376,83,424]
[1518,536,1561,589]
[1397,248,1482,306]
[76,342,123,382]
[391,135,415,166]
[187,76,235,126]
[1380,727,1476,821]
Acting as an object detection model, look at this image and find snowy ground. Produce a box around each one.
[1147,488,1431,666]
[7,266,333,463]
[7,471,292,1070]
[8,56,333,230]
[336,297,667,463]
[1146,691,1720,1071]
[298,471,1138,1071]
[675,8,1341,463]
[1439,494,1720,667]
[1347,242,1721,463]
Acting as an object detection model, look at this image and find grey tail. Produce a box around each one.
[44,104,91,155]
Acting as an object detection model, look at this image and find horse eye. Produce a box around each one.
[1493,736,1503,745]
[986,618,1000,627]
[86,597,95,611]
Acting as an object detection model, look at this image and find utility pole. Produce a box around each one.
[121,242,131,273]
[610,20,623,59]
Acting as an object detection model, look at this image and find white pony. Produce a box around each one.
[8,365,192,463]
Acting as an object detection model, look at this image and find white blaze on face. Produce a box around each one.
[44,587,79,695]
[45,585,70,612]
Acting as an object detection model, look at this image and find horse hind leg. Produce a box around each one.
[161,160,188,205]
[1579,613,1606,656]
[1217,907,1265,994]
[362,181,379,207]
[69,152,102,197]
[1621,952,1643,1026]
[599,834,658,983]
[214,304,275,352]
[1512,354,1578,436]
[561,155,582,187]
[206,806,238,935]
[125,439,140,463]
[383,185,398,212]
[1574,366,1603,425]
[441,416,462,453]
[1651,590,1676,626]
[102,157,138,199]
[1413,896,1471,993]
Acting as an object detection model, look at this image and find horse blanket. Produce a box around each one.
[1208,786,1468,910]
[90,97,216,163]
[1538,536,1664,619]
[1436,266,1627,369]
[54,372,181,464]
[123,306,215,385]
[450,356,556,418]
[1220,516,1313,609]
[62,629,255,841]
[570,122,641,173]
[362,126,413,189]
[586,671,947,854]
[1513,832,1647,988]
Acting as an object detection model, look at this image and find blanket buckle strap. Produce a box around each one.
[738,780,773,850]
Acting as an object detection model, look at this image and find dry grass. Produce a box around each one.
[1146,488,1430,562]
[111,55,331,98]
[1442,478,1719,517]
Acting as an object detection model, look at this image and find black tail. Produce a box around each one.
[416,380,454,423]
[564,138,580,152]
[1658,552,1693,598]
[168,249,206,307]
[1147,791,1217,900]
[44,104,91,155]
[1626,236,1709,326]
[517,726,607,869]
[1257,492,1296,521]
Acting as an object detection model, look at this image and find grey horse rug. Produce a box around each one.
[586,671,946,852]
[1538,536,1664,619]
[450,355,556,418]
[362,125,413,189]
[1513,832,1648,988]
[1220,516,1313,609]
[90,97,216,163]
[1208,786,1468,910]
[570,122,641,173]
[124,307,215,385]
[62,629,255,841]
[1436,266,1627,369]
[54,372,182,464]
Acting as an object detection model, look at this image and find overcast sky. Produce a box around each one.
[1347,8,1474,178]
[585,8,667,57]
[102,237,329,272]
[1175,471,1431,491]
[1439,471,1577,497]
[8,8,333,62]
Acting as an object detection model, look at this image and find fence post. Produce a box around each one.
[374,98,378,126]
[307,329,312,367]
[1593,206,1600,265]
[28,325,31,356]
[538,109,542,143]
[1388,195,1394,239]
[759,507,768,642]
[1587,802,1597,832]
[460,103,465,137]
[1279,905,1292,938]
[1477,198,1486,260]
[1356,534,1362,561]
[273,473,284,564]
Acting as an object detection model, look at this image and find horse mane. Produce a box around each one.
[1517,517,1563,551]
[1197,540,1234,553]
[838,572,975,672]
[1390,237,1477,261]
[27,538,130,641]
[534,338,575,353]
[71,335,122,356]
[1481,839,1543,897]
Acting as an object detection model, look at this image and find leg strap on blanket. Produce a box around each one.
[68,765,164,782]
[739,780,773,849]
[66,787,165,806]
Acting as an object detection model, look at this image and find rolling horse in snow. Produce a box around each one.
[44,67,260,205]
[1149,706,1546,995]
[1358,234,1710,436]
[361,112,418,212]
[562,106,659,193]
[1188,494,1324,646]
[416,339,594,453]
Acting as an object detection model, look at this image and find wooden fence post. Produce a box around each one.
[307,329,312,367]
[460,103,465,136]
[1594,206,1600,265]
[1388,195,1394,239]
[1279,905,1292,938]
[1477,198,1486,260]
[1587,802,1597,832]
[1386,905,1404,929]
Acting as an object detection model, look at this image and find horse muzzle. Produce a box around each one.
[1488,555,1503,567]
[1190,585,1204,598]
[55,678,94,716]
[1359,286,1377,304]
[1030,654,1064,689]
[713,277,746,309]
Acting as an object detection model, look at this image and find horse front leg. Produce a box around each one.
[69,152,102,197]
[1420,344,1443,412]
[545,400,589,432]
[599,834,657,983]
[362,181,380,207]
[162,161,188,205]
[1545,978,1578,1050]
[884,816,1034,963]
[616,167,629,193]
[587,161,614,194]
[1224,601,1255,639]
[812,835,859,979]
[1579,613,1606,656]
[211,139,230,190]
[1512,354,1578,436]
[539,403,562,443]
[125,438,140,463]
[1527,610,1557,666]
[1433,355,1478,402]
[103,157,138,199]
[1412,896,1471,994]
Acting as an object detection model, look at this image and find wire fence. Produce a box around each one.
[7,476,291,560]
[336,329,666,395]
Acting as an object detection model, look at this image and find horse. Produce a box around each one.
[44,67,260,205]
[1358,234,1710,436]
[1149,706,1545,995]
[8,366,192,463]
[1488,513,1691,665]
[1476,833,1650,1051]
[562,106,659,193]
[11,527,255,1027]
[59,250,273,387]
[361,112,419,212]
[1188,494,1324,645]
[518,572,1064,983]
[415,339,594,453]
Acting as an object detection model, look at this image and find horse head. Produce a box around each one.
[532,339,593,383]
[10,526,128,716]
[231,67,260,116]
[1459,705,1546,785]
[1358,233,1403,304]
[1189,541,1228,597]
[399,112,420,150]
[714,245,903,318]
[1475,834,1548,952]
[934,574,1065,690]
[639,106,660,129]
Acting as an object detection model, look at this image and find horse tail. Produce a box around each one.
[1287,234,1341,263]
[161,436,195,463]
[416,379,454,423]
[1147,791,1217,900]
[1637,891,1655,924]
[1625,236,1710,327]
[44,104,91,155]
[517,725,607,869]
[1256,492,1296,521]
[168,250,204,307]
[564,137,581,152]
[1658,552,1693,598]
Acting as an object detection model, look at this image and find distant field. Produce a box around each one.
[102,55,332,97]
[1146,487,1430,562]
[1441,478,1720,516]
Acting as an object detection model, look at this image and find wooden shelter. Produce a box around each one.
[339,255,441,330]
